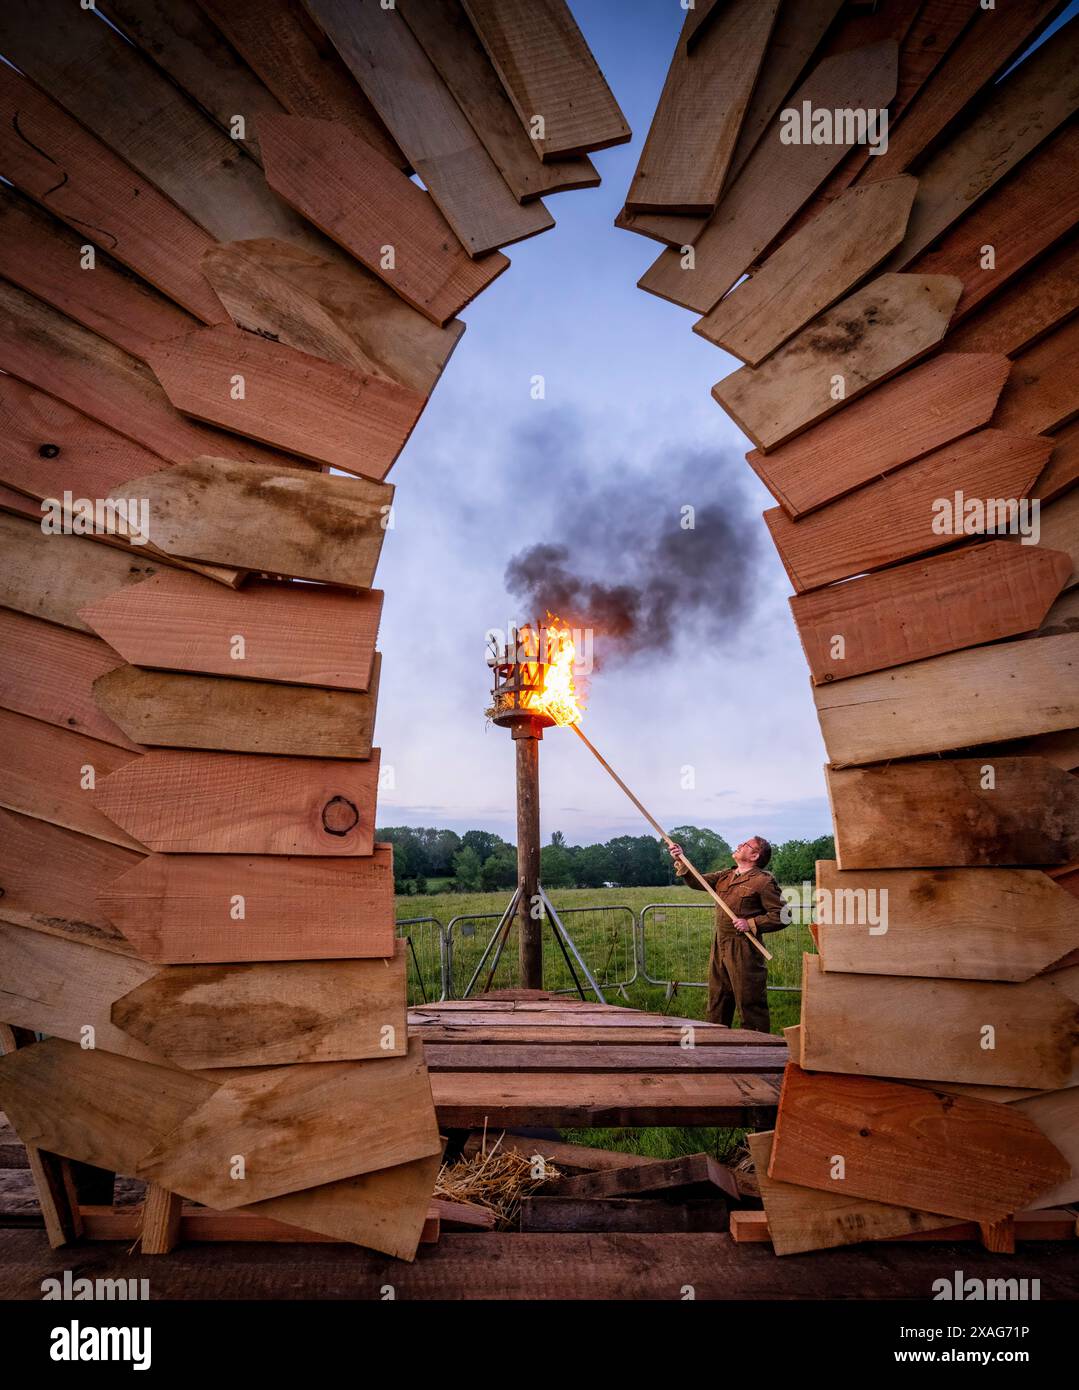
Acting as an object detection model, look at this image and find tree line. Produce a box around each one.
[375,824,835,894]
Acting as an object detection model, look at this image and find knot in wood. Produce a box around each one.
[38,443,61,459]
[322,795,359,836]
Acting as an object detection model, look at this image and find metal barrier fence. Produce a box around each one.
[396,917,447,1003]
[639,901,809,994]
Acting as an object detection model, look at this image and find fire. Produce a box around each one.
[520,620,584,727]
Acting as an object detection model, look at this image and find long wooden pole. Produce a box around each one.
[568,722,772,962]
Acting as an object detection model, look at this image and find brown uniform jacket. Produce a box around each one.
[676,863,787,939]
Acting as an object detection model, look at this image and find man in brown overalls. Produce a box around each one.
[668,836,787,1033]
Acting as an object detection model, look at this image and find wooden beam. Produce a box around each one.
[96,845,396,964]
[460,1131,654,1173]
[816,636,1079,765]
[422,1043,784,1073]
[546,1153,739,1202]
[411,1024,782,1046]
[93,748,381,855]
[815,861,1079,981]
[827,755,1079,867]
[519,1196,729,1235]
[713,274,962,450]
[139,1185,183,1256]
[460,0,630,160]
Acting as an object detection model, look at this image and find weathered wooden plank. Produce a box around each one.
[748,353,1011,518]
[303,0,553,254]
[146,325,423,480]
[627,0,778,215]
[547,1153,739,1202]
[993,316,1079,435]
[765,429,1050,591]
[613,208,706,248]
[422,1044,784,1073]
[638,41,899,312]
[0,811,142,957]
[397,0,598,201]
[111,946,408,1069]
[409,1022,783,1045]
[100,457,391,589]
[1040,486,1079,590]
[0,710,143,852]
[138,1185,183,1256]
[461,0,630,160]
[460,1131,654,1172]
[713,274,961,451]
[80,569,380,690]
[791,541,1071,683]
[96,845,395,964]
[828,755,1079,867]
[0,608,136,751]
[1036,421,1079,510]
[1015,1089,1079,1209]
[768,1063,1070,1224]
[815,861,1079,981]
[817,637,1079,766]
[945,239,1079,358]
[0,64,224,324]
[92,663,380,760]
[695,178,917,366]
[748,1130,952,1256]
[519,1196,729,1235]
[94,748,381,856]
[260,115,508,325]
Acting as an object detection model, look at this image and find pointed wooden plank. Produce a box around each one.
[695,178,917,366]
[94,748,381,856]
[1015,1089,1079,1209]
[397,0,598,202]
[626,1,779,215]
[0,710,144,852]
[96,845,395,964]
[993,316,1079,436]
[1040,486,1079,590]
[817,633,1079,764]
[765,429,1050,591]
[768,1062,1070,1224]
[111,946,407,1069]
[638,41,899,313]
[887,17,1079,271]
[93,662,380,761]
[713,274,962,451]
[1038,418,1079,506]
[802,954,1079,1090]
[302,0,554,255]
[791,541,1071,683]
[100,457,391,589]
[259,115,508,326]
[945,239,1079,358]
[201,239,465,399]
[0,64,224,324]
[815,861,1079,982]
[748,353,1011,518]
[0,608,136,751]
[748,1130,952,1256]
[0,513,161,635]
[460,0,630,160]
[614,208,706,247]
[0,809,142,958]
[827,755,1079,866]
[195,0,407,170]
[146,325,423,479]
[137,1040,441,1208]
[80,569,381,690]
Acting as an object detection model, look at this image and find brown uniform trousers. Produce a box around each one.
[678,864,787,1033]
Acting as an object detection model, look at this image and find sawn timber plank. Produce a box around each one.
[944,238,1079,358]
[421,1044,785,1073]
[992,315,1079,436]
[1014,1088,1079,1209]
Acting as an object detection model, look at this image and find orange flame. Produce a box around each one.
[519,620,584,727]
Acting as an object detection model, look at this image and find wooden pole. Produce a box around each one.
[514,719,543,988]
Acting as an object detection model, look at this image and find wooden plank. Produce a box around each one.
[945,238,1079,358]
[92,663,380,761]
[695,177,917,366]
[546,1153,739,1202]
[96,845,395,964]
[748,1130,952,1256]
[93,748,381,856]
[803,954,1079,1090]
[422,1044,784,1073]
[827,756,1079,867]
[769,1063,1071,1224]
[201,238,465,400]
[638,41,899,312]
[410,1024,781,1046]
[815,861,1079,981]
[626,1,779,215]
[111,946,408,1069]
[614,207,707,248]
[0,811,141,957]
[0,608,136,751]
[993,315,1079,435]
[766,429,1050,591]
[1040,486,1079,589]
[460,1132,654,1173]
[1015,1089,1079,1208]
[139,1185,183,1256]
[713,274,961,451]
[137,1040,441,1209]
[790,541,1071,683]
[1037,418,1079,504]
[0,64,224,324]
[145,325,423,480]
[397,0,598,202]
[520,1196,729,1235]
[0,710,144,852]
[817,636,1079,765]
[302,0,554,254]
[460,0,630,160]
[259,114,508,325]
[101,457,392,589]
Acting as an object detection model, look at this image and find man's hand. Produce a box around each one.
[733,918,754,934]
[667,842,684,863]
